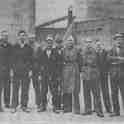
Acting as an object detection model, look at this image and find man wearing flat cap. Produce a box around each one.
[11,30,33,113]
[0,30,12,111]
[28,34,45,112]
[40,35,60,112]
[51,34,64,112]
[62,35,82,114]
[96,41,112,114]
[108,33,124,117]
[82,37,104,117]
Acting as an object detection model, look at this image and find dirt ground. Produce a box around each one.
[0,78,124,124]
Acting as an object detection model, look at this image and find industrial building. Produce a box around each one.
[1,0,124,43]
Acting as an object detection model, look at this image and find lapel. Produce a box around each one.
[112,47,120,56]
[56,47,63,55]
[45,48,53,59]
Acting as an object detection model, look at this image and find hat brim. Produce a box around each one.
[46,39,53,41]
[113,36,124,40]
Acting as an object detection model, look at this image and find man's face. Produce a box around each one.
[1,31,8,41]
[47,40,53,48]
[114,37,123,47]
[29,37,35,46]
[96,43,103,51]
[116,37,124,48]
[67,40,74,48]
[86,41,92,48]
[18,32,27,43]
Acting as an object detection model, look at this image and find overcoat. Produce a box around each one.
[62,47,82,94]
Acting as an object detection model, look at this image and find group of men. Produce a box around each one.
[81,33,124,118]
[0,29,124,118]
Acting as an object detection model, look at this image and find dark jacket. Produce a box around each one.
[43,47,58,78]
[11,43,33,74]
[108,47,124,67]
[96,49,110,73]
[0,41,12,68]
[32,47,44,73]
[54,47,64,77]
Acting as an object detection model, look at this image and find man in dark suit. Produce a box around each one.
[96,42,112,114]
[53,36,64,112]
[40,35,60,112]
[82,38,104,117]
[0,30,12,111]
[29,35,45,112]
[11,30,33,113]
[108,33,124,117]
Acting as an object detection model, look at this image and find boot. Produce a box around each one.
[11,108,17,113]
[21,106,31,113]
[97,112,104,118]
[82,111,92,116]
[0,107,3,112]
[110,112,120,117]
[37,105,46,112]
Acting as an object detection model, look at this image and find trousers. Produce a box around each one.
[41,74,61,108]
[32,72,41,107]
[12,74,30,108]
[100,72,112,112]
[83,79,103,113]
[0,67,10,107]
[111,76,124,114]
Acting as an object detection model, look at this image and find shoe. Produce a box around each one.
[97,112,104,118]
[0,107,4,112]
[22,107,31,113]
[92,110,96,112]
[110,113,120,117]
[107,110,113,114]
[37,106,46,112]
[53,106,61,113]
[5,105,10,108]
[64,108,71,113]
[64,107,72,113]
[82,112,92,116]
[11,108,17,113]
[75,111,80,115]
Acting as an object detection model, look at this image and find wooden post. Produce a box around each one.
[68,5,73,27]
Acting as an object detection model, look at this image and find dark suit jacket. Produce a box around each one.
[11,43,33,74]
[32,47,44,73]
[96,49,110,73]
[43,47,58,78]
[0,41,12,68]
[0,40,12,78]
[53,47,64,77]
[108,47,124,69]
